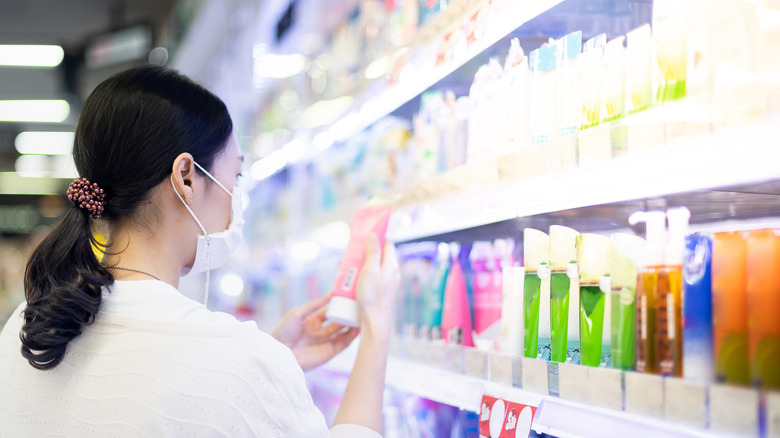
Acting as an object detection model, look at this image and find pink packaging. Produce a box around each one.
[441,247,475,347]
[326,204,395,327]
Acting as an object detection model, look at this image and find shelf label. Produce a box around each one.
[663,378,706,429]
[521,357,549,395]
[479,394,537,438]
[624,372,664,418]
[709,383,759,437]
[489,352,513,386]
[768,391,780,438]
[587,367,623,410]
[558,363,589,404]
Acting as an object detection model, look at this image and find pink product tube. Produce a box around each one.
[326,204,395,327]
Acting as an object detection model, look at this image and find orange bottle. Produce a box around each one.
[712,231,749,385]
[745,229,780,389]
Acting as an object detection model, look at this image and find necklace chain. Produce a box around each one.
[104,265,162,282]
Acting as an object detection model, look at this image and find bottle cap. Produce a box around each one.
[326,296,359,328]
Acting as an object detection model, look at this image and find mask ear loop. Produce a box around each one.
[170,174,212,306]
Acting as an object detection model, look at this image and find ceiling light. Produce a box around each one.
[0,100,70,123]
[253,49,306,79]
[0,45,64,67]
[15,131,74,155]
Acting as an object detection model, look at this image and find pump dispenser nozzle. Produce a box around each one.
[666,207,691,266]
[629,210,667,267]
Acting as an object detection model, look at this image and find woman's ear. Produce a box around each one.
[171,153,196,204]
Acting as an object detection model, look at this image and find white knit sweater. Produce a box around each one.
[0,280,379,438]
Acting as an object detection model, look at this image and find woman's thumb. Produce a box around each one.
[364,233,381,267]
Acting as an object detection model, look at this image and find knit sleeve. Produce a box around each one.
[331,424,383,438]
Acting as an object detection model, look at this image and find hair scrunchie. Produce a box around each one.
[66,177,106,219]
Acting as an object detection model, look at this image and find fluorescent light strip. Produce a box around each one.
[0,45,64,67]
[0,100,70,123]
[15,131,74,155]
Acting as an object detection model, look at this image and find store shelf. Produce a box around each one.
[338,0,565,141]
[320,340,736,438]
[387,118,780,243]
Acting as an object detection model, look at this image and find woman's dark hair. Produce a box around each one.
[21,65,233,369]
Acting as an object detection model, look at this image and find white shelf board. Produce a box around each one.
[342,0,565,140]
[387,119,780,242]
[320,345,720,438]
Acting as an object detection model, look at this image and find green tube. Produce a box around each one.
[580,285,606,367]
[611,286,636,370]
[524,273,542,358]
[550,272,571,362]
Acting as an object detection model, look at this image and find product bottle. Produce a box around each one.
[656,207,689,377]
[441,242,475,347]
[712,231,749,384]
[629,210,666,374]
[555,31,583,139]
[529,44,559,146]
[472,241,503,349]
[501,264,524,357]
[682,233,714,383]
[504,38,530,152]
[610,233,646,370]
[427,242,451,337]
[523,228,551,359]
[577,234,612,367]
[746,229,780,389]
[549,225,580,363]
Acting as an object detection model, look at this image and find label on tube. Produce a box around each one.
[327,204,394,327]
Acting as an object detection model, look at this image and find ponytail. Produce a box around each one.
[20,206,113,370]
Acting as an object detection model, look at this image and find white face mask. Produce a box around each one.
[171,161,245,278]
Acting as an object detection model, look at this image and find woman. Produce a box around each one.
[0,65,399,437]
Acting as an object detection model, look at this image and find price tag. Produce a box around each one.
[767,391,780,438]
[624,372,664,418]
[521,357,549,395]
[587,367,623,410]
[489,351,513,386]
[465,347,487,379]
[663,377,707,429]
[558,363,589,404]
[709,383,759,437]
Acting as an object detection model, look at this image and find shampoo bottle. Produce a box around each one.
[427,242,451,337]
[657,206,690,377]
[549,225,580,363]
[712,231,749,384]
[629,210,667,373]
[610,233,646,370]
[472,241,503,349]
[746,229,780,389]
[501,264,525,357]
[682,233,714,383]
[441,242,475,347]
[577,234,612,367]
[523,228,551,359]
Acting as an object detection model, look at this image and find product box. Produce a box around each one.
[682,233,714,384]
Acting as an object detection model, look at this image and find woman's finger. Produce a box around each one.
[293,291,334,319]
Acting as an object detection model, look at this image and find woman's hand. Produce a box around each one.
[272,291,359,372]
[354,234,400,341]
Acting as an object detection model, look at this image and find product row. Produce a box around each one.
[395,207,780,391]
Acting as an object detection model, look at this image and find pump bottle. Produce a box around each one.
[629,210,666,374]
[657,207,690,377]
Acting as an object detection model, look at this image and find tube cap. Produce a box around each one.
[326,296,359,327]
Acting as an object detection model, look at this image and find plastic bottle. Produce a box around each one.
[712,231,749,384]
[471,241,502,344]
[441,242,475,347]
[629,210,666,374]
[426,242,451,336]
[746,229,780,389]
[657,207,689,376]
[577,233,612,367]
[523,228,551,359]
[549,225,580,363]
[610,233,646,370]
[682,233,714,383]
